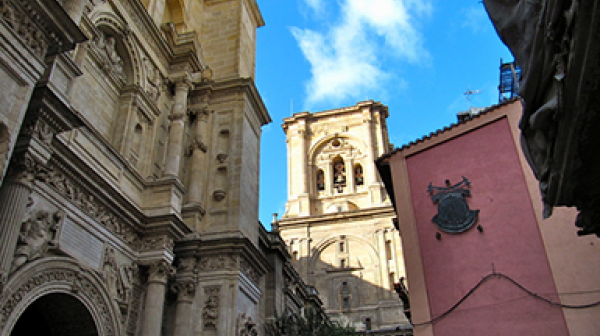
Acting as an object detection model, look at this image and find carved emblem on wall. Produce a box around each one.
[202,286,220,329]
[428,177,479,233]
[11,207,63,273]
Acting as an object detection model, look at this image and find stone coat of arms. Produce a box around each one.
[428,177,479,233]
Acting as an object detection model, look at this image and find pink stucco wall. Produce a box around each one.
[405,117,569,335]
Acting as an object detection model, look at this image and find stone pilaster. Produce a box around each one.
[0,153,39,289]
[140,260,173,336]
[187,108,209,205]
[164,76,193,178]
[172,277,197,336]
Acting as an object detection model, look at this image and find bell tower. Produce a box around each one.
[278,101,411,332]
[282,100,391,218]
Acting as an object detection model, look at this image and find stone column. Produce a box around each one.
[164,77,193,178]
[298,127,308,194]
[187,108,209,204]
[172,279,197,336]
[376,230,390,292]
[345,158,355,193]
[140,260,173,336]
[363,115,378,184]
[0,154,38,290]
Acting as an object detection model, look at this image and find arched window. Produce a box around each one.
[332,157,346,192]
[365,317,372,331]
[316,169,325,191]
[354,164,364,186]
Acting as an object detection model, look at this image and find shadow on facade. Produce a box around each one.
[292,251,412,335]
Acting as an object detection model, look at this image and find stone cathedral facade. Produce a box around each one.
[277,101,412,333]
[0,1,321,336]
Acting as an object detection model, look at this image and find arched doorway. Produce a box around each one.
[10,293,98,336]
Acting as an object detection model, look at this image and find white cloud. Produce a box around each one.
[294,0,431,108]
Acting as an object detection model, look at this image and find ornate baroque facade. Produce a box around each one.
[277,101,412,333]
[0,1,320,336]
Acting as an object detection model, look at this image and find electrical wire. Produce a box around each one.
[412,272,600,327]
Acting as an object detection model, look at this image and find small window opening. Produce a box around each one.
[316,169,325,191]
[339,241,345,252]
[365,318,372,331]
[354,164,364,186]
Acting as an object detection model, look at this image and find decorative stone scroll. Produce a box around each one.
[10,208,63,273]
[202,286,220,329]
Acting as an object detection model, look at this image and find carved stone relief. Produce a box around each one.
[237,313,258,336]
[36,163,138,243]
[10,206,63,273]
[93,29,126,80]
[0,0,49,57]
[144,57,162,102]
[197,254,237,272]
[102,247,139,306]
[240,258,259,284]
[134,235,174,252]
[202,286,220,329]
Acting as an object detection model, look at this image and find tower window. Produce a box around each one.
[339,241,345,252]
[316,169,325,191]
[354,164,364,186]
[340,258,346,268]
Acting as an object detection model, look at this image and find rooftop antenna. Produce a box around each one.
[464,88,482,107]
[290,99,293,115]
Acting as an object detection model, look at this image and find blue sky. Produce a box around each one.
[255,0,513,226]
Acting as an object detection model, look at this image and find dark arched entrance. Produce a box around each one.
[10,293,99,336]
